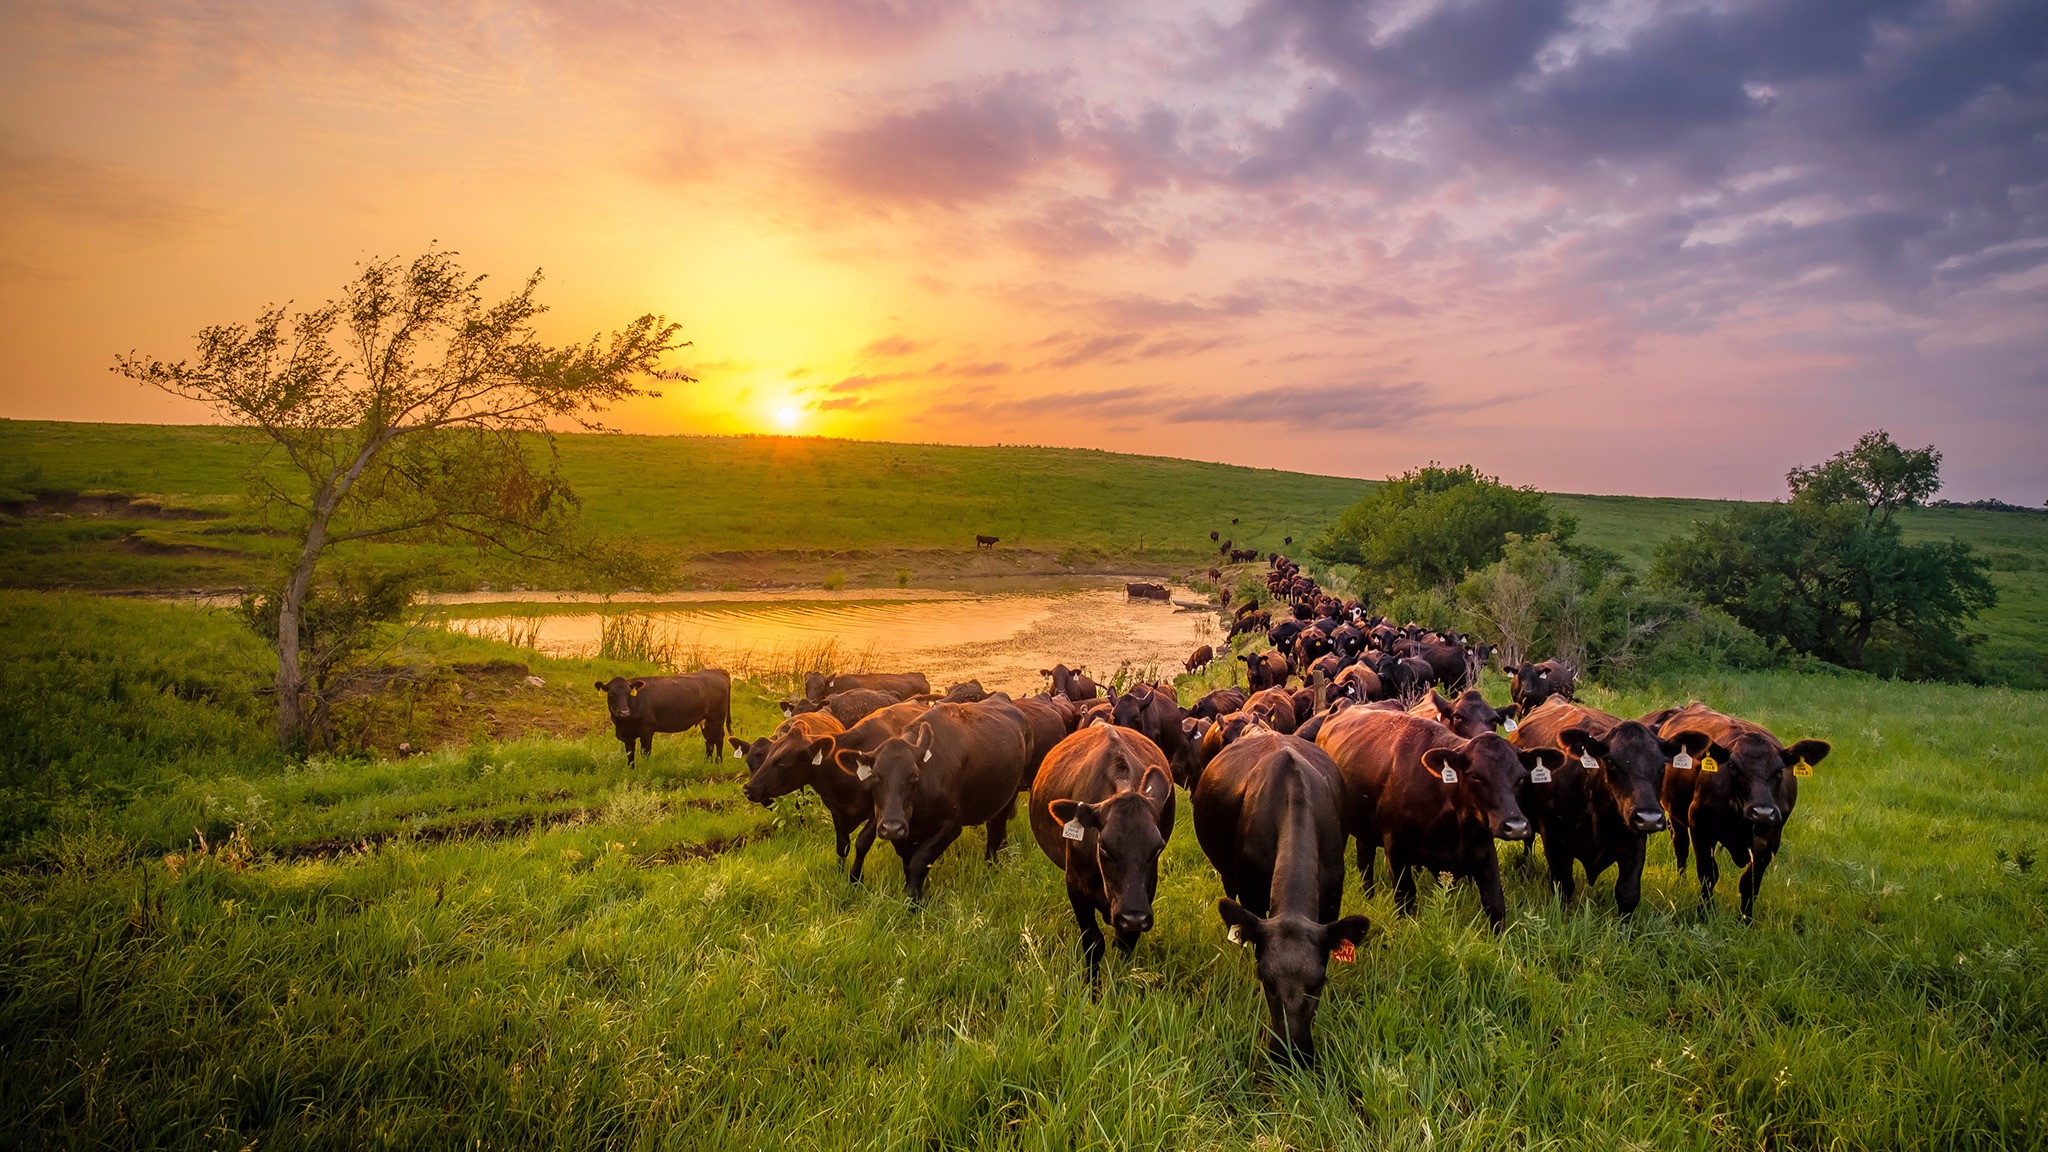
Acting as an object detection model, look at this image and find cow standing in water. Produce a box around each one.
[594,671,731,766]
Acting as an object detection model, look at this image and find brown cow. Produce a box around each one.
[1244,687,1300,735]
[1127,582,1171,601]
[1316,709,1563,930]
[781,687,900,727]
[1647,703,1830,920]
[1111,683,1193,785]
[803,670,931,703]
[595,671,732,767]
[1012,693,1074,783]
[1194,731,1367,1065]
[1185,644,1216,673]
[1030,725,1176,974]
[1408,689,1513,739]
[1510,702,1689,916]
[839,698,1033,900]
[1241,650,1290,691]
[1189,686,1248,720]
[1332,662,1384,703]
[1040,664,1099,701]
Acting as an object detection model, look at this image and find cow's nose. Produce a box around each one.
[1499,817,1531,840]
[878,819,908,840]
[1630,809,1667,833]
[1114,910,1153,933]
[1745,804,1780,824]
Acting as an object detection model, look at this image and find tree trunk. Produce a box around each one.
[274,529,325,748]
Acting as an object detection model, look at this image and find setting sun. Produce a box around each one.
[775,406,799,429]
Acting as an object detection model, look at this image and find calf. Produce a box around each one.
[1040,663,1099,701]
[839,698,1033,899]
[1508,660,1575,713]
[1291,629,1334,670]
[1316,709,1562,930]
[804,670,932,703]
[594,670,732,767]
[1193,732,1368,1064]
[1185,644,1215,673]
[1242,650,1290,691]
[1510,702,1687,916]
[1649,703,1830,920]
[1030,725,1176,974]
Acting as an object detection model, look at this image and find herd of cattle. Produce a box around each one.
[591,553,1830,1062]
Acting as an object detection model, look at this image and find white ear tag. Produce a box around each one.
[811,750,824,766]
[1580,753,1598,770]
[1227,925,1246,945]
[922,749,932,763]
[1441,767,1458,784]
[1531,765,1552,784]
[1061,818,1085,841]
[1672,752,1693,771]
[1502,717,1517,732]
[857,762,873,781]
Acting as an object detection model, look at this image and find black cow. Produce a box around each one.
[1194,732,1368,1064]
[1112,683,1192,785]
[803,670,932,703]
[1510,702,1686,916]
[976,535,1000,549]
[1030,725,1176,974]
[594,671,731,767]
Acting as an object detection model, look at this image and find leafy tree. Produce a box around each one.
[1654,431,1995,679]
[1312,464,1558,597]
[117,251,691,746]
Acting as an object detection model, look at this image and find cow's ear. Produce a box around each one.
[1217,898,1266,947]
[832,749,867,777]
[1665,729,1714,758]
[1321,914,1370,951]
[1521,746,1567,772]
[1180,716,1200,737]
[727,737,750,754]
[1039,669,1052,678]
[1557,727,1607,759]
[629,679,646,691]
[1139,765,1172,805]
[1421,748,1468,779]
[1781,739,1831,768]
[594,681,607,692]
[1048,799,1099,830]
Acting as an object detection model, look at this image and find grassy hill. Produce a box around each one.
[3,419,2042,685]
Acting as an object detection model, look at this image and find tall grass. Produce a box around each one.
[597,611,876,693]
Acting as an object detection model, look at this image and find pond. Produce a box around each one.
[435,583,1224,695]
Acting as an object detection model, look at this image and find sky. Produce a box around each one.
[2,0,2043,502]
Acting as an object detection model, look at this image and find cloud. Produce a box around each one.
[926,376,1467,433]
[815,76,1067,205]
[861,335,924,357]
[0,141,213,239]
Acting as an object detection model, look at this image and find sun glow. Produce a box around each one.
[775,405,800,429]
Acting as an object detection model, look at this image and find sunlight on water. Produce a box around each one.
[443,589,1223,695]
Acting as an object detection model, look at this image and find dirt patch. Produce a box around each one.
[636,828,769,865]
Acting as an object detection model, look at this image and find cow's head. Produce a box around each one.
[594,677,644,721]
[1048,765,1172,936]
[728,735,771,775]
[802,671,832,702]
[1423,733,1558,841]
[1442,690,1511,740]
[861,723,938,842]
[1556,722,1669,834]
[1218,898,1369,1065]
[742,726,839,805]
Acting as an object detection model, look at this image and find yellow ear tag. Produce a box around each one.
[1793,758,1813,778]
[629,688,638,697]
[1698,753,1718,773]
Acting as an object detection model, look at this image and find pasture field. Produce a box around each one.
[2,591,2045,1150]
[4,419,2045,686]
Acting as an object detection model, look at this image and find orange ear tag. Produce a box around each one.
[1793,758,1813,778]
[1332,940,1356,963]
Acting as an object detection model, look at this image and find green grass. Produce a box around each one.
[4,420,2044,687]
[2,593,2045,1149]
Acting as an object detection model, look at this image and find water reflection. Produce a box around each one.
[442,588,1222,695]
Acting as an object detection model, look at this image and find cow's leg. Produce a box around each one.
[1737,840,1771,922]
[1476,854,1508,932]
[703,719,722,762]
[983,796,1015,862]
[1355,828,1377,891]
[848,821,877,883]
[1069,888,1106,976]
[1671,822,1691,871]
[904,823,963,901]
[1614,840,1647,918]
[1694,836,1720,907]
[830,811,854,861]
[620,736,636,769]
[1392,858,1420,918]
[1544,837,1576,903]
[640,733,653,765]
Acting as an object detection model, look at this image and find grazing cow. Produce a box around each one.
[1244,687,1300,735]
[1112,683,1193,785]
[976,534,1000,549]
[1190,686,1248,721]
[1031,725,1176,974]
[1127,582,1171,602]
[803,670,932,704]
[1648,703,1830,920]
[1241,650,1290,691]
[1194,732,1368,1064]
[838,698,1034,899]
[788,687,900,727]
[1316,709,1563,930]
[1041,663,1100,701]
[1186,644,1215,673]
[1508,661,1576,714]
[1409,689,1513,739]
[595,671,732,767]
[1509,702,1688,916]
